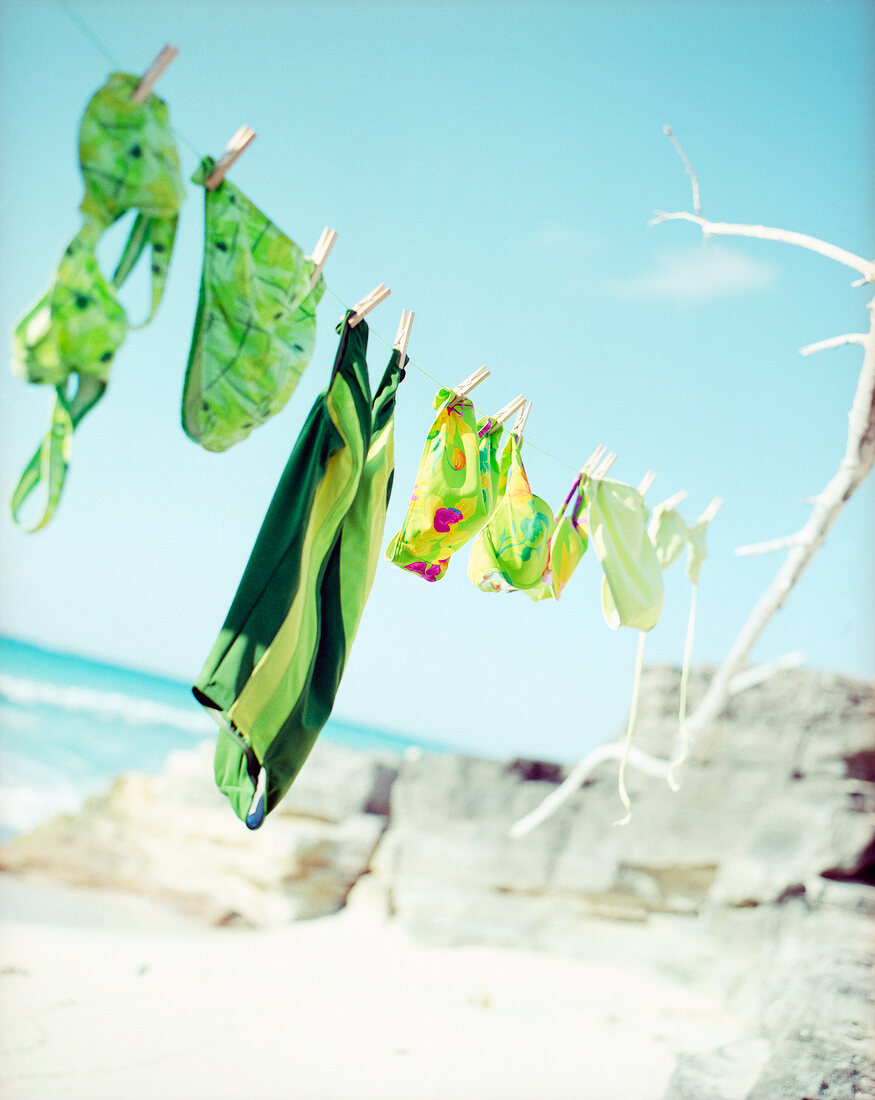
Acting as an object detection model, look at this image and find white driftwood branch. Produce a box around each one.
[648,211,875,284]
[735,533,803,557]
[662,126,702,217]
[509,743,669,839]
[511,178,875,837]
[727,651,806,695]
[667,291,875,767]
[800,333,867,356]
[510,648,804,840]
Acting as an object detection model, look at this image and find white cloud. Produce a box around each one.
[527,222,591,258]
[610,245,778,301]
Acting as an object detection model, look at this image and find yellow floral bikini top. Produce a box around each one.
[385,386,503,581]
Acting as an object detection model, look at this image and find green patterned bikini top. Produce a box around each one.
[468,434,555,593]
[385,387,504,582]
[11,72,184,531]
[517,470,590,602]
[181,158,326,452]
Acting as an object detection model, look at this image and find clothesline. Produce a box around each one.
[53,0,582,479]
[28,8,722,832]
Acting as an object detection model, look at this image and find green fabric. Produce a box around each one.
[181,158,325,452]
[79,73,185,230]
[10,72,183,531]
[525,473,590,601]
[385,389,503,581]
[13,225,127,389]
[685,520,709,583]
[194,314,404,827]
[78,71,183,326]
[548,514,589,598]
[589,478,664,632]
[648,506,689,570]
[646,503,709,580]
[468,435,554,592]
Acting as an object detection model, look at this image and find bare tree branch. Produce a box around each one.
[648,211,875,283]
[727,651,806,695]
[662,125,702,217]
[666,293,875,774]
[735,534,803,557]
[800,333,867,356]
[511,172,875,838]
[509,743,669,839]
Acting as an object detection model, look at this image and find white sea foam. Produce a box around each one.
[0,674,213,736]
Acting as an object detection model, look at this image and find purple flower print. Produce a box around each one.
[433,507,463,533]
[404,560,444,582]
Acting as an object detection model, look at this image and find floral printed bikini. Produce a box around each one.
[385,386,504,581]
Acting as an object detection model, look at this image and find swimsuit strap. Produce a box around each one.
[9,375,106,531]
[111,211,179,327]
[570,477,588,526]
[555,471,587,526]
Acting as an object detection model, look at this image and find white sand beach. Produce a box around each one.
[0,874,742,1100]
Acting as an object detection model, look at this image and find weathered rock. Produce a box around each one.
[0,739,397,926]
[708,779,875,907]
[369,748,730,934]
[668,894,875,1100]
[278,741,399,821]
[661,1037,771,1100]
[367,669,875,942]
[744,899,875,1100]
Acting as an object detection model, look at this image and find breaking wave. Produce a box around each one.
[0,674,213,736]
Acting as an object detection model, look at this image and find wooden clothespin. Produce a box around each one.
[699,496,723,523]
[654,489,689,513]
[349,284,391,328]
[581,444,608,478]
[454,366,490,398]
[205,126,257,191]
[592,451,617,480]
[394,309,415,363]
[637,470,657,497]
[491,394,526,427]
[309,228,338,290]
[513,400,533,442]
[131,45,178,104]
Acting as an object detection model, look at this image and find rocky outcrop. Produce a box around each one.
[0,740,399,926]
[663,892,875,1100]
[2,667,872,934]
[363,668,874,942]
[358,667,874,1100]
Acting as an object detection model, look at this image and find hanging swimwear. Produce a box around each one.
[11,71,184,531]
[193,312,405,828]
[525,470,593,602]
[665,502,719,787]
[385,388,503,582]
[468,433,555,593]
[649,504,689,571]
[548,482,590,599]
[589,478,664,632]
[596,478,666,826]
[684,517,709,584]
[181,158,325,452]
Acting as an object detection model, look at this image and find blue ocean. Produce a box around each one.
[0,635,430,843]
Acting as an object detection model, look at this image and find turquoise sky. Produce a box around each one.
[1,0,872,760]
